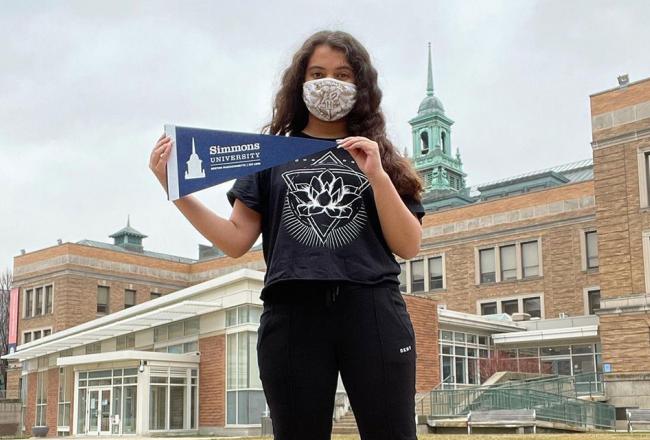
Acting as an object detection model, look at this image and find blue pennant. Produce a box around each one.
[165,125,336,201]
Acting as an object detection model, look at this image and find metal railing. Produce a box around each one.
[415,375,454,417]
[492,372,605,399]
[427,378,615,430]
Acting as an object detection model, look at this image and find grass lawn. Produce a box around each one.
[232,435,647,440]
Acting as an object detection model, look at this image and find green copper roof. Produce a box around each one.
[109,216,147,239]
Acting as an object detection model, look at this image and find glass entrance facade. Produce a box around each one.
[148,367,198,432]
[76,368,138,435]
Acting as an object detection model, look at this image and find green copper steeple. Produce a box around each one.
[409,43,466,196]
[109,215,147,253]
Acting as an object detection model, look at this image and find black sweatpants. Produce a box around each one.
[257,280,418,440]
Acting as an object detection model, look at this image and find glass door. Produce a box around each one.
[87,388,112,435]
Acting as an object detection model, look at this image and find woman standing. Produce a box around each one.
[150,30,424,440]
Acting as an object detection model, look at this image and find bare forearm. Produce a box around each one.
[369,171,422,259]
[173,196,252,258]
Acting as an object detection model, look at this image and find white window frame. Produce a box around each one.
[124,289,136,309]
[476,246,498,284]
[409,258,426,293]
[97,285,110,315]
[427,254,446,291]
[57,367,72,431]
[225,330,264,427]
[583,286,601,316]
[643,231,650,293]
[580,228,599,271]
[399,253,447,293]
[477,293,545,318]
[636,146,650,208]
[22,326,54,344]
[116,333,136,351]
[22,283,55,318]
[475,238,543,285]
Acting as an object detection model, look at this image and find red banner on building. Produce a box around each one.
[8,288,18,353]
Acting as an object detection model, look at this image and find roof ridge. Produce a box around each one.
[469,157,593,191]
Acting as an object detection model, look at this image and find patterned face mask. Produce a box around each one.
[302,77,357,122]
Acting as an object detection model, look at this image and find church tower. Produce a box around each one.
[409,44,467,199]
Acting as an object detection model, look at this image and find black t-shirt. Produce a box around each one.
[226,131,425,301]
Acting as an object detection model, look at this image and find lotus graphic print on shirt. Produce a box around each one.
[281,150,370,248]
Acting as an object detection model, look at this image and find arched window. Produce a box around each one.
[441,131,447,154]
[420,131,429,154]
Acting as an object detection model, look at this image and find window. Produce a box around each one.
[480,302,497,315]
[151,292,162,300]
[398,262,407,292]
[85,342,102,355]
[147,367,198,430]
[224,306,261,328]
[479,294,544,318]
[45,285,53,314]
[585,231,599,269]
[479,248,496,283]
[23,285,53,317]
[500,245,517,280]
[429,256,443,290]
[501,299,518,315]
[439,330,491,385]
[153,317,201,352]
[411,260,425,292]
[58,367,72,429]
[35,371,47,427]
[638,149,650,208]
[587,289,600,315]
[226,331,265,425]
[22,329,51,343]
[35,287,43,315]
[97,286,109,315]
[420,131,429,154]
[399,255,446,293]
[116,334,135,351]
[124,289,136,309]
[24,289,33,318]
[521,241,539,277]
[523,297,541,318]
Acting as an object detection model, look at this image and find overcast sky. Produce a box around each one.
[2,0,649,271]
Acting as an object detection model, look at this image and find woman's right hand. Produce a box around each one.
[149,133,172,194]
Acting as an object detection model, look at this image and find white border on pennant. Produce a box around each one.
[164,124,180,201]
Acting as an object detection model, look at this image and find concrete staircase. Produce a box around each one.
[331,409,360,435]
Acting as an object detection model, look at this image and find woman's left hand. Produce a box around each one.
[336,136,385,182]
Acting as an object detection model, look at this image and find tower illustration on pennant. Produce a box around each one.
[184,138,206,179]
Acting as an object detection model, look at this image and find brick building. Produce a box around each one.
[5,54,650,435]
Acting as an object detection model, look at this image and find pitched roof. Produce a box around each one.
[468,158,593,197]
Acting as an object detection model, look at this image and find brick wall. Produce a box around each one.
[417,220,600,318]
[600,314,650,372]
[198,334,226,427]
[591,77,650,375]
[404,294,439,392]
[24,372,36,436]
[17,273,180,340]
[46,368,58,437]
[591,77,650,116]
[6,368,21,400]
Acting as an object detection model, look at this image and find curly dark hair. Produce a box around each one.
[261,30,424,202]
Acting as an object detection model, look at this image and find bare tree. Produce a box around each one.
[0,269,12,390]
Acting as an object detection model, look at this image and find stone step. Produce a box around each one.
[332,410,359,434]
